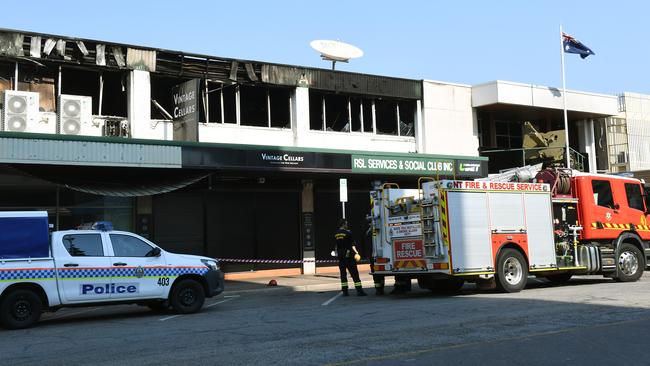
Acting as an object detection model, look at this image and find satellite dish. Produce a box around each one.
[310,40,363,70]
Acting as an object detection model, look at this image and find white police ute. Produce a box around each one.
[0,211,224,329]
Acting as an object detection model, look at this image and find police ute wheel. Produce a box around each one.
[0,289,42,329]
[495,248,528,293]
[614,243,644,282]
[170,279,205,314]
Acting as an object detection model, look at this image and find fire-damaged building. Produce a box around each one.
[0,28,636,273]
[0,28,487,273]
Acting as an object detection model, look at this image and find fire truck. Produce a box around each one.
[369,167,650,293]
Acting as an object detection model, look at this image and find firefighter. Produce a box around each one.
[334,218,367,296]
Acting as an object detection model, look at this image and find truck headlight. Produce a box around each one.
[201,259,219,271]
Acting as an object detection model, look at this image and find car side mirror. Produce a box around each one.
[147,247,161,257]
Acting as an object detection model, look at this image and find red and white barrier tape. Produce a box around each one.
[214,258,339,264]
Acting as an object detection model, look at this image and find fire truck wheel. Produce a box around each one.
[496,248,528,293]
[0,289,42,330]
[615,243,644,282]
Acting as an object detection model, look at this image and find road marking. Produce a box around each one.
[159,297,236,321]
[322,292,343,306]
[206,297,235,308]
[224,295,241,298]
[159,314,181,322]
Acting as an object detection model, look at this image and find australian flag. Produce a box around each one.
[563,33,595,59]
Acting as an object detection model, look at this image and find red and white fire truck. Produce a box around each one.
[369,167,650,293]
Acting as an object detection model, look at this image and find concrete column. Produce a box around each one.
[127,69,152,139]
[301,179,315,275]
[293,86,310,147]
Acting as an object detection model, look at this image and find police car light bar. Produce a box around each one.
[77,221,114,231]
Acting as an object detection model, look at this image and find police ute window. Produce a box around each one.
[62,234,104,257]
[625,183,645,211]
[110,234,155,257]
[592,180,614,208]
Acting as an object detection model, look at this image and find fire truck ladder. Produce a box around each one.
[418,177,441,258]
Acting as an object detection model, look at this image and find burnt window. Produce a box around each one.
[309,90,325,130]
[375,99,397,135]
[269,87,291,128]
[240,85,268,127]
[61,68,100,114]
[223,85,237,124]
[325,94,349,132]
[350,97,362,132]
[362,99,373,132]
[100,71,127,117]
[206,82,223,123]
[151,75,190,120]
[592,180,614,209]
[11,63,57,113]
[625,183,645,211]
[398,100,416,137]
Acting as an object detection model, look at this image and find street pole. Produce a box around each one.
[560,25,571,169]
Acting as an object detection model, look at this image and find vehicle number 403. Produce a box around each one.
[157,277,170,286]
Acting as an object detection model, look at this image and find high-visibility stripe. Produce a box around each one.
[592,222,650,231]
[439,191,449,246]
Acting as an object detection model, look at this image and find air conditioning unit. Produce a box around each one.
[58,94,101,136]
[2,90,47,133]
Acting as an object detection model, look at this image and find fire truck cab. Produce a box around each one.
[369,169,650,293]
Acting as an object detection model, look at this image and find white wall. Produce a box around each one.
[128,70,153,139]
[199,123,294,146]
[422,81,479,156]
[623,92,650,171]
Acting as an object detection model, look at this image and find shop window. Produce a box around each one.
[375,99,397,135]
[398,100,416,137]
[625,183,645,211]
[325,94,349,132]
[495,120,522,148]
[309,90,324,130]
[362,99,373,132]
[592,180,614,208]
[269,87,290,128]
[240,85,268,127]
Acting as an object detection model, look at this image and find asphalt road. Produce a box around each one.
[3,275,650,366]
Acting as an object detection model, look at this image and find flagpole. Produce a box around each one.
[560,24,571,169]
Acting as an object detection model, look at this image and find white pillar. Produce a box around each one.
[577,119,597,173]
[293,86,310,147]
[415,99,424,153]
[127,69,152,139]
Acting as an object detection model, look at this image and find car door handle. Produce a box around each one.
[64,263,78,267]
[113,262,128,266]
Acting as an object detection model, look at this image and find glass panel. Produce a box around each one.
[625,183,645,211]
[375,99,397,135]
[110,234,155,257]
[62,234,104,257]
[592,180,614,208]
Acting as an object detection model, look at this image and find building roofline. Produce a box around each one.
[0,27,420,84]
[472,80,617,99]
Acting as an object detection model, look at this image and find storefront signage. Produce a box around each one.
[183,147,487,177]
[172,79,200,141]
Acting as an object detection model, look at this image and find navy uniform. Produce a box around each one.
[334,219,366,296]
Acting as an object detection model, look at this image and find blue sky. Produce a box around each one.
[4,0,647,94]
